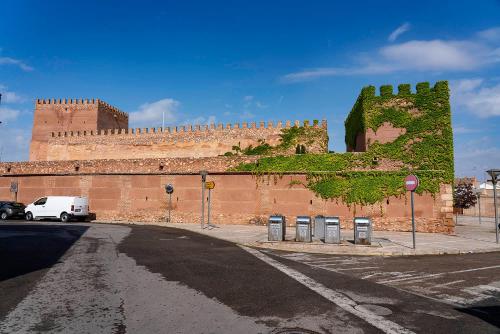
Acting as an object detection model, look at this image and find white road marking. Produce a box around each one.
[432,280,465,288]
[378,265,500,284]
[241,246,415,334]
[362,272,385,279]
[333,266,380,271]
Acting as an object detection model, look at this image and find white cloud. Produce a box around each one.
[255,101,268,109]
[388,23,410,42]
[455,137,500,178]
[186,115,216,125]
[0,127,31,162]
[380,40,484,71]
[0,57,33,72]
[129,98,180,127]
[282,27,500,82]
[0,107,21,121]
[453,125,477,134]
[477,26,500,42]
[451,79,500,117]
[0,85,25,103]
[243,95,254,102]
[239,111,255,119]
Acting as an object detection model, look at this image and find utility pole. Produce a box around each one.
[487,169,499,244]
[200,170,208,229]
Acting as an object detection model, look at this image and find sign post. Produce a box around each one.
[405,175,419,249]
[205,181,217,228]
[165,184,174,223]
[10,181,18,202]
[200,171,208,229]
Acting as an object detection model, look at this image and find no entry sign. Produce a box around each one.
[405,175,419,192]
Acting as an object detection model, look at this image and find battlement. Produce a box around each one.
[35,98,128,120]
[49,119,328,138]
[345,81,450,152]
[359,81,448,99]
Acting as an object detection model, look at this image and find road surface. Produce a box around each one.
[0,221,499,333]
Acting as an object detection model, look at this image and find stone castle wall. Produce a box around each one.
[45,120,328,161]
[0,168,454,233]
[30,99,128,161]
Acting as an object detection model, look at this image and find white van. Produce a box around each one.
[25,196,89,222]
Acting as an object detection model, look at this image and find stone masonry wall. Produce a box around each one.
[30,99,128,161]
[0,156,259,176]
[45,120,328,161]
[0,164,454,233]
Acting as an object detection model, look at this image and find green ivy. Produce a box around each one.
[232,81,454,205]
[224,124,328,156]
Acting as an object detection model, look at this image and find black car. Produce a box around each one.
[0,201,26,220]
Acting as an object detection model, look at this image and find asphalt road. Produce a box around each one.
[0,221,499,334]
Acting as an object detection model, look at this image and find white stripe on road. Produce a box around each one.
[240,246,415,334]
[432,280,465,288]
[378,265,500,284]
[332,266,379,271]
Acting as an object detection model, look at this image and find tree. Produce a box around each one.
[453,181,477,221]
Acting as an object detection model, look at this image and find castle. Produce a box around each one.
[30,98,328,161]
[1,81,455,233]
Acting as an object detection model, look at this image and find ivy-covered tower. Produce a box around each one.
[344,81,454,182]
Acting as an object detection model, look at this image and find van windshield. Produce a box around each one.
[34,198,47,205]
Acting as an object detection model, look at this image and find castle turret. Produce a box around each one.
[30,99,128,161]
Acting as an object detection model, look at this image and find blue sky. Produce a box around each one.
[1,0,499,180]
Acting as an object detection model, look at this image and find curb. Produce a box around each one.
[94,221,500,257]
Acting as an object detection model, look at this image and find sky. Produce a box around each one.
[0,0,499,181]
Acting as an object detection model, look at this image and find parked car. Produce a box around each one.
[0,201,26,220]
[25,196,89,222]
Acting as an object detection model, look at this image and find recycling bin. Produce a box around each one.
[314,215,326,239]
[354,217,372,245]
[324,216,341,244]
[296,216,312,242]
[268,215,286,241]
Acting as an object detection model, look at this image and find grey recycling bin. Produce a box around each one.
[268,215,286,241]
[354,217,372,245]
[296,216,312,242]
[324,216,341,244]
[314,215,325,240]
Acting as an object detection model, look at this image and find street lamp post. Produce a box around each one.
[486,169,500,244]
[474,188,482,224]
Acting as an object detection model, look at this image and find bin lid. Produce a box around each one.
[325,216,340,224]
[269,215,284,222]
[354,217,371,224]
[314,215,326,222]
[296,216,311,224]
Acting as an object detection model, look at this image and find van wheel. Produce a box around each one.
[0,212,8,220]
[60,212,70,223]
[25,212,33,221]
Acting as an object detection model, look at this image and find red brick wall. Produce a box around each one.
[0,173,454,233]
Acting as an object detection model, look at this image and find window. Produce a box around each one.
[34,197,47,205]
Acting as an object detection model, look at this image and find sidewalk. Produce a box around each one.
[160,216,500,256]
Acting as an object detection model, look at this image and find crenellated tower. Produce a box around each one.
[30,98,128,161]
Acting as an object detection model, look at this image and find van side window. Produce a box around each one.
[34,197,47,205]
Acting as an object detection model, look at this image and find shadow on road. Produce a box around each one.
[456,305,500,329]
[0,224,89,281]
[0,224,89,321]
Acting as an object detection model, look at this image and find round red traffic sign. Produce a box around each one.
[405,175,419,192]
